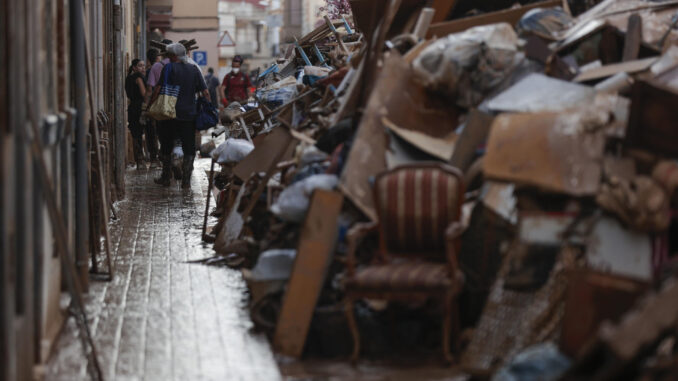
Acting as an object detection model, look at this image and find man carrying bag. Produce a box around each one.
[148,43,211,188]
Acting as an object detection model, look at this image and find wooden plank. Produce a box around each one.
[430,0,456,23]
[484,111,605,195]
[83,19,114,280]
[450,109,495,172]
[413,7,436,39]
[233,127,294,182]
[625,80,678,158]
[427,0,560,38]
[573,57,657,82]
[622,14,642,61]
[274,190,344,358]
[560,270,648,357]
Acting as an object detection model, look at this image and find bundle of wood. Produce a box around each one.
[149,38,199,55]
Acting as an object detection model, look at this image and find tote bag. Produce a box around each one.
[148,63,179,120]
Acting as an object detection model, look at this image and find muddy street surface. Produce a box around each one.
[46,159,281,381]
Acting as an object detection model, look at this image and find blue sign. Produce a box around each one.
[192,51,207,66]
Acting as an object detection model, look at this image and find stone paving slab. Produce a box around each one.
[46,160,281,381]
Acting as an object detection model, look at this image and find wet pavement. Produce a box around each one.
[46,159,281,381]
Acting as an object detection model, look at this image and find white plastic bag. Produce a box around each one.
[251,249,297,281]
[211,138,254,164]
[297,145,329,167]
[271,174,339,222]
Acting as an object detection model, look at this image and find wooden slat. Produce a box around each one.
[622,14,642,61]
[573,57,657,82]
[427,0,560,38]
[273,190,344,358]
[430,0,457,23]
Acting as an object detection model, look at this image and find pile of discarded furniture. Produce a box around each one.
[198,0,678,378]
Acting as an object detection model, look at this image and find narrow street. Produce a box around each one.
[46,160,281,381]
[7,0,678,379]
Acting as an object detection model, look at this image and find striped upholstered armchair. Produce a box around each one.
[343,163,465,363]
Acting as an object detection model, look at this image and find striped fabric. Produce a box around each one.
[375,166,461,256]
[160,83,180,97]
[347,262,451,291]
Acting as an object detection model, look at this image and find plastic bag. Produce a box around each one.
[297,145,329,167]
[492,343,570,381]
[271,174,339,222]
[251,249,297,281]
[412,23,520,108]
[517,7,572,40]
[211,138,254,164]
[257,86,297,108]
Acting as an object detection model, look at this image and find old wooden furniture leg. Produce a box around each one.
[345,297,361,363]
[202,158,216,241]
[442,292,454,364]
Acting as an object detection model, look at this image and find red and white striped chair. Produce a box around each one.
[343,163,465,363]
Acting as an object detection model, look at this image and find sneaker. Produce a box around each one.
[149,160,161,169]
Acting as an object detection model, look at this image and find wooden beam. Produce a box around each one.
[430,0,457,23]
[622,14,642,61]
[427,0,560,38]
[274,190,344,358]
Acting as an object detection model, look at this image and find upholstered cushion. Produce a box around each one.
[375,166,462,255]
[346,262,452,291]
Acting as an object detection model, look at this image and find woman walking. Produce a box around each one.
[125,58,147,169]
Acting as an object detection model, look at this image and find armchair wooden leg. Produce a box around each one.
[452,297,461,355]
[442,293,455,365]
[344,297,360,364]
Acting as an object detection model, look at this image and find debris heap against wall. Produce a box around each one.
[197,0,678,377]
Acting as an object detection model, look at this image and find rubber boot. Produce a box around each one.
[154,154,171,187]
[181,155,195,189]
[172,162,183,181]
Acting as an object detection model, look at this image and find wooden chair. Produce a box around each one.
[343,163,465,364]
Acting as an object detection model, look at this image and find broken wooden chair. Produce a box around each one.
[343,163,466,364]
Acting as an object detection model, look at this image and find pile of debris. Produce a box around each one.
[198,0,678,378]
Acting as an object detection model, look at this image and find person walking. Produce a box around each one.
[205,67,220,106]
[149,42,211,189]
[220,55,252,105]
[144,48,161,167]
[147,40,182,182]
[125,58,147,169]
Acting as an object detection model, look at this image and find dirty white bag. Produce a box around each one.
[297,144,329,167]
[412,22,520,108]
[270,174,339,222]
[211,138,254,164]
[251,249,297,281]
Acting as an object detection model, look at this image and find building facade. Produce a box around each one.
[281,0,325,43]
[218,0,282,74]
[1,0,141,379]
[147,0,220,73]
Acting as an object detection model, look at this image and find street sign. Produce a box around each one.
[192,51,207,66]
[218,31,236,47]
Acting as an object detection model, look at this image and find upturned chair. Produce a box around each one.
[343,163,466,364]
